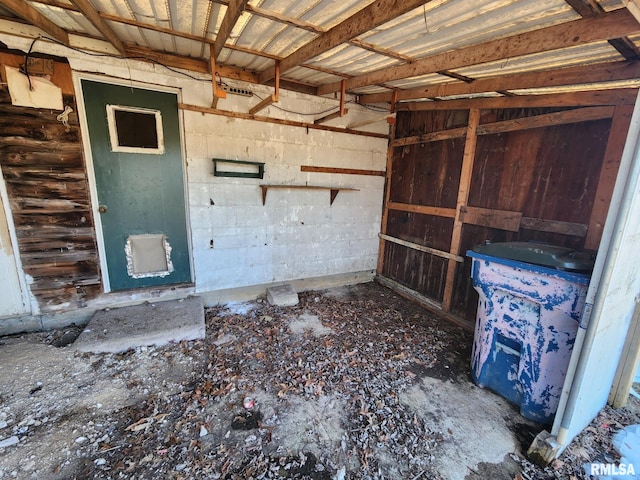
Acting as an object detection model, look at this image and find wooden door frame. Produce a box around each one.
[74,73,194,293]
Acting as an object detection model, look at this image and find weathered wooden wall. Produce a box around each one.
[0,53,101,311]
[378,96,634,326]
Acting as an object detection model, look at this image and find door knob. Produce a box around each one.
[98,205,108,214]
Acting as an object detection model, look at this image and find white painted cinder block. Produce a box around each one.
[22,43,390,295]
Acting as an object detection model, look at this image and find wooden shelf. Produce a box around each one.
[259,185,359,205]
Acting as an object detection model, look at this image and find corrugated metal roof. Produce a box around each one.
[0,0,636,103]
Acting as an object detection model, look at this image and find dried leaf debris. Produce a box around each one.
[0,283,639,480]
[80,285,464,479]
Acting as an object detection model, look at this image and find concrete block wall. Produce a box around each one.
[183,107,387,292]
[0,33,388,298]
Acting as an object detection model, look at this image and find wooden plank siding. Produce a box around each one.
[380,109,467,304]
[0,59,101,311]
[379,100,625,324]
[450,115,611,319]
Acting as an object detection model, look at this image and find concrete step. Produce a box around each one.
[267,284,299,306]
[74,296,205,353]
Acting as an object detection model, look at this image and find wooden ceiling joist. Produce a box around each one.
[396,88,638,111]
[0,0,69,44]
[9,0,640,107]
[318,8,640,95]
[27,3,330,94]
[213,0,249,58]
[359,60,640,104]
[258,0,434,83]
[566,0,640,59]
[69,0,124,56]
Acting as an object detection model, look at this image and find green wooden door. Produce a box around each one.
[82,80,191,291]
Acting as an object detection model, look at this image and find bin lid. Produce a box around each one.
[471,241,595,273]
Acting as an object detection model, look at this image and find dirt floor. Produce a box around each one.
[0,282,639,479]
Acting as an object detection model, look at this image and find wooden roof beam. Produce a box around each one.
[123,44,259,83]
[359,60,640,104]
[397,88,638,111]
[319,8,640,95]
[258,0,433,83]
[0,0,69,44]
[68,0,124,56]
[30,0,421,81]
[213,0,249,58]
[565,0,640,59]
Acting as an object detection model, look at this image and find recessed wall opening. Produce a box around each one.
[106,105,164,154]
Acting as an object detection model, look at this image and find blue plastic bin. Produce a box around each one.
[467,242,592,424]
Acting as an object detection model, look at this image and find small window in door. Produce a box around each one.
[106,105,165,154]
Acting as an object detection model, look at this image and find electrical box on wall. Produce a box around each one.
[22,57,54,76]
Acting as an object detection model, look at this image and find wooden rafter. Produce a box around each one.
[318,8,640,95]
[564,0,603,16]
[221,0,466,86]
[349,38,414,63]
[566,0,640,59]
[258,0,433,83]
[180,102,385,139]
[99,11,334,90]
[123,44,258,82]
[26,0,456,89]
[68,0,124,55]
[359,60,640,104]
[396,89,638,111]
[32,0,427,69]
[213,0,249,58]
[14,0,640,105]
[243,1,458,83]
[0,0,69,44]
[29,3,334,92]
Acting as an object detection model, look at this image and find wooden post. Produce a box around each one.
[442,108,480,311]
[339,80,346,117]
[274,61,280,101]
[585,104,634,250]
[209,44,226,109]
[376,107,398,274]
